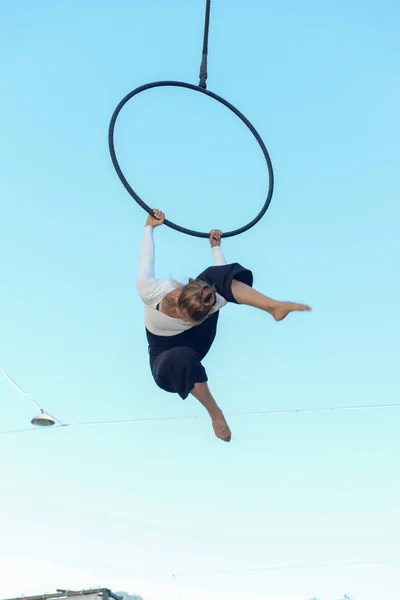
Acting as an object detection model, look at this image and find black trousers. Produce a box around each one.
[148,262,253,399]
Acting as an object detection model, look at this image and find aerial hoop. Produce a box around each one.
[108,81,274,238]
[108,0,274,238]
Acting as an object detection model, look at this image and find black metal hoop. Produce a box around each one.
[108,80,274,238]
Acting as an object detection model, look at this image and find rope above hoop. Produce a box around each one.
[199,0,211,88]
[108,0,274,238]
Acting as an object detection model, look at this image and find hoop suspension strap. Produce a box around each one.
[199,0,211,89]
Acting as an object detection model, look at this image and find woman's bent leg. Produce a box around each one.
[231,280,311,321]
[190,382,231,442]
[152,349,231,442]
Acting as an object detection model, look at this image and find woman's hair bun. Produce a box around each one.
[178,279,217,322]
[201,285,216,307]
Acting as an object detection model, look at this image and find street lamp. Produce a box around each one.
[0,367,59,427]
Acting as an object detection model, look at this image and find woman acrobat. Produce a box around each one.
[136,209,311,442]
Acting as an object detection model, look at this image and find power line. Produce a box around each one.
[0,426,46,437]
[1,401,400,437]
[172,557,400,577]
[0,367,43,412]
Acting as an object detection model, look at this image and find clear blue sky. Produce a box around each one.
[1,1,399,599]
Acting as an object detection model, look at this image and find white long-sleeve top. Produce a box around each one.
[136,226,228,336]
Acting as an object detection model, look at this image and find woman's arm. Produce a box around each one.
[136,210,165,305]
[208,229,228,312]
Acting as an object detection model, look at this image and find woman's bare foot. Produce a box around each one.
[272,302,311,322]
[190,383,231,442]
[211,411,232,442]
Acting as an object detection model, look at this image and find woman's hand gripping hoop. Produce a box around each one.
[209,229,222,248]
[146,209,165,228]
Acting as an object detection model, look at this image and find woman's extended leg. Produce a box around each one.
[231,279,311,321]
[190,382,231,442]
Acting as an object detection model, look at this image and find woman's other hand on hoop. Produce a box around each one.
[209,229,222,248]
[146,209,165,228]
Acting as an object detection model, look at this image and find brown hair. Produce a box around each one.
[177,278,217,322]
